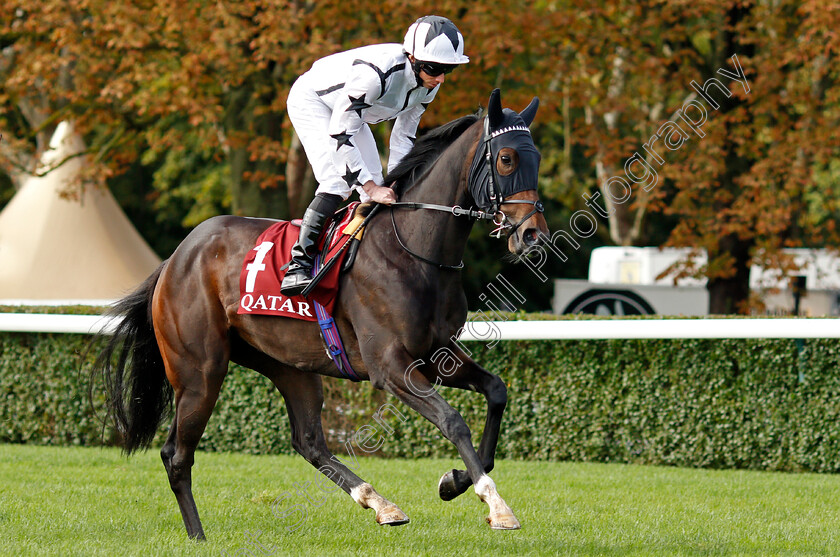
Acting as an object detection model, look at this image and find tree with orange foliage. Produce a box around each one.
[3,1,840,313]
[539,1,840,313]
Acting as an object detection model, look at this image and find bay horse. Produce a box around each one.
[92,88,548,539]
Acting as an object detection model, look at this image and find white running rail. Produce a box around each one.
[455,318,840,340]
[0,314,117,335]
[0,313,838,339]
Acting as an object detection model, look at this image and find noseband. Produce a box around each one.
[489,198,545,239]
[389,115,544,268]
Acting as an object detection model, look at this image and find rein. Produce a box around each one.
[389,198,544,239]
[390,208,464,270]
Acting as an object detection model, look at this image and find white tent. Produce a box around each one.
[0,122,161,303]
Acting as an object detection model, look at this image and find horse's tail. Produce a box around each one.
[91,263,172,454]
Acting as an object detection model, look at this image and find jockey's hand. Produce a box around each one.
[362,181,397,205]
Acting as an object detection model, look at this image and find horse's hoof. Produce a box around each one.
[438,469,460,501]
[487,513,521,530]
[376,505,410,526]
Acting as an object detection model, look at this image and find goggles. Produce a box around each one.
[416,61,457,77]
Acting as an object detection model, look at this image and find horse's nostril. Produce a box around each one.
[523,228,538,246]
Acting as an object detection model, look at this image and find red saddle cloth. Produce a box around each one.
[237,203,360,320]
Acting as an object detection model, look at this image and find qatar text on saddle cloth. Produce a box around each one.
[237,203,361,320]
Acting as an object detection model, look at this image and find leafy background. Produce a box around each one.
[3,1,840,312]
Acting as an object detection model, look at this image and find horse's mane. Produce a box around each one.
[386,113,481,196]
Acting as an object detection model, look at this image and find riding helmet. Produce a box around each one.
[403,15,470,65]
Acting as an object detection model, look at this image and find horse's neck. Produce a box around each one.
[396,126,480,264]
[401,134,475,208]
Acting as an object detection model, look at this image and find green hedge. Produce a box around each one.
[2,331,840,472]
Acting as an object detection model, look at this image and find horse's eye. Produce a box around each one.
[501,155,512,165]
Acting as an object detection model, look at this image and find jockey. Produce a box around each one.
[280,15,470,296]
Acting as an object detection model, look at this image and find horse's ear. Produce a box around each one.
[488,88,504,129]
[520,97,539,127]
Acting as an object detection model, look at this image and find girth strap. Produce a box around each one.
[311,253,361,381]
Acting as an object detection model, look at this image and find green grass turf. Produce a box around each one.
[2,444,840,556]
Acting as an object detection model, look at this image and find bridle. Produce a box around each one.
[472,116,545,238]
[389,116,544,269]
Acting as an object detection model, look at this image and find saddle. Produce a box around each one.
[237,202,371,321]
[312,201,371,275]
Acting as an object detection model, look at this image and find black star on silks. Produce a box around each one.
[331,130,354,150]
[342,165,362,187]
[346,94,371,118]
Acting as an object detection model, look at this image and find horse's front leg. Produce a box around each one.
[433,349,507,502]
[370,344,520,530]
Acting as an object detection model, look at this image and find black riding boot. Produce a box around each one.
[281,193,342,296]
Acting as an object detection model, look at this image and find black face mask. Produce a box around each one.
[467,107,541,214]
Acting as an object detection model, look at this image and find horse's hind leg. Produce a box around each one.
[155,296,229,540]
[158,354,227,540]
[237,350,409,526]
[280,372,409,526]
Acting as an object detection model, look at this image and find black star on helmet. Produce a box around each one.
[342,165,362,187]
[331,130,354,150]
[424,16,461,51]
[346,94,371,118]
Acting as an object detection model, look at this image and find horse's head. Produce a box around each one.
[467,89,549,256]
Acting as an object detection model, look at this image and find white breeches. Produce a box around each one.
[287,78,382,202]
